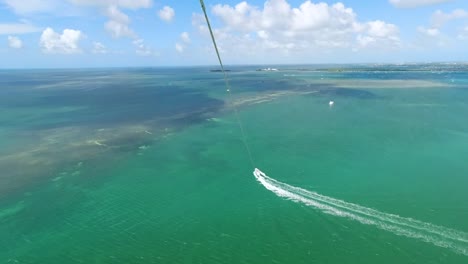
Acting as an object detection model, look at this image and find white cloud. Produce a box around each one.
[257,30,268,39]
[1,0,59,14]
[2,0,153,14]
[133,39,157,56]
[7,35,23,49]
[181,32,191,43]
[416,8,468,41]
[158,6,175,22]
[39,27,83,54]
[357,20,400,48]
[70,0,152,9]
[431,9,468,28]
[92,42,108,54]
[366,20,399,38]
[104,5,135,38]
[355,21,400,49]
[199,0,400,59]
[356,35,376,48]
[175,42,184,53]
[2,0,152,39]
[389,0,452,8]
[417,26,440,37]
[458,26,468,40]
[0,22,41,35]
[175,32,191,54]
[105,5,130,23]
[192,13,207,32]
[69,1,152,39]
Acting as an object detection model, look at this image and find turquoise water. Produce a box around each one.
[1,65,468,263]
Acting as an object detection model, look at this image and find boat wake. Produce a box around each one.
[253,168,468,256]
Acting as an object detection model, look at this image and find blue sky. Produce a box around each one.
[1,0,468,68]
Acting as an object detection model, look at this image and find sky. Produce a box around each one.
[1,0,468,68]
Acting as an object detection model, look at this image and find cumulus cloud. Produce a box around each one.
[458,26,468,40]
[70,0,152,9]
[39,27,83,54]
[431,9,468,28]
[416,8,468,40]
[92,42,108,54]
[133,39,157,56]
[389,0,452,8]
[0,22,41,35]
[1,1,152,40]
[365,20,398,38]
[417,26,440,37]
[192,13,207,31]
[158,6,175,22]
[181,32,191,43]
[357,20,400,48]
[175,43,184,53]
[3,0,153,14]
[175,32,191,54]
[197,0,400,59]
[69,0,152,39]
[104,5,136,38]
[7,35,23,49]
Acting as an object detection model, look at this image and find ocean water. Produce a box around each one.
[1,65,468,263]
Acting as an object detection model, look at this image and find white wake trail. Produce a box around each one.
[253,168,468,256]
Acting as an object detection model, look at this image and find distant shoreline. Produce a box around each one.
[1,62,468,71]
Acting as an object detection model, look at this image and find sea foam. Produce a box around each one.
[253,168,468,256]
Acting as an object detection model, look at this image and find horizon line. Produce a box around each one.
[1,61,468,70]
